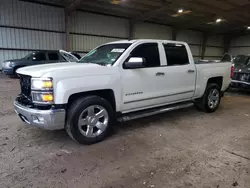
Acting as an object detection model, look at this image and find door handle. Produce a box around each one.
[156,72,165,76]
[187,69,195,73]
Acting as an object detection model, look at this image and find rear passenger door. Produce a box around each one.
[161,43,196,101]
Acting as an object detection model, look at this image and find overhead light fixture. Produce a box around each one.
[172,10,192,17]
[216,18,222,23]
[111,0,120,4]
[247,26,250,30]
[178,9,183,13]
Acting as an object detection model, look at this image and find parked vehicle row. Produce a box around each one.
[2,50,80,77]
[13,39,232,144]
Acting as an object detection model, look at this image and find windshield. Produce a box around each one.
[78,43,131,66]
[233,55,250,66]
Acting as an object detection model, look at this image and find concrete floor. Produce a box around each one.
[0,74,249,188]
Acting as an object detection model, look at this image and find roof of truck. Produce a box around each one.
[107,39,187,45]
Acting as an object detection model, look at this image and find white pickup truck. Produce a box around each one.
[14,40,232,144]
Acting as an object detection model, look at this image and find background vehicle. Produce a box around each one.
[2,50,80,76]
[14,40,232,145]
[231,55,250,89]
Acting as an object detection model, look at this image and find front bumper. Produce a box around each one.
[14,100,65,130]
[2,68,14,75]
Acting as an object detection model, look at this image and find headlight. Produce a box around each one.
[31,78,53,90]
[5,62,13,68]
[32,92,54,104]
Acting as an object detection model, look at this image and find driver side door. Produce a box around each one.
[121,42,167,113]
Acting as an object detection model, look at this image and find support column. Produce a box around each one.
[172,27,177,40]
[201,33,208,59]
[128,19,134,40]
[223,35,232,54]
[65,9,71,51]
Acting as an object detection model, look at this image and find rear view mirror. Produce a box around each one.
[124,57,145,69]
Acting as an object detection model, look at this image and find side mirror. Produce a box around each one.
[124,57,145,69]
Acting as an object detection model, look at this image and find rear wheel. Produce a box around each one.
[65,96,114,145]
[195,83,221,113]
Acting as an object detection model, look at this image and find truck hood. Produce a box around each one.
[16,62,114,77]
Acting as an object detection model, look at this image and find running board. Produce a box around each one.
[117,102,193,122]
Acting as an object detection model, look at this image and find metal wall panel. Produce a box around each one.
[229,47,250,56]
[1,0,65,31]
[133,22,172,39]
[193,56,201,62]
[189,45,202,56]
[207,35,223,46]
[0,50,32,65]
[71,11,129,38]
[205,47,224,57]
[177,30,203,44]
[0,28,65,50]
[70,35,120,52]
[229,35,250,56]
[230,35,250,46]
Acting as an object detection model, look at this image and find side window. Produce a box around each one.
[130,43,160,67]
[48,52,59,60]
[32,52,46,61]
[163,43,189,66]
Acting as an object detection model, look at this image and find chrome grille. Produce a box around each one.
[19,74,32,100]
[233,72,250,82]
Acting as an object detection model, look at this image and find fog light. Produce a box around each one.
[42,94,53,102]
[32,115,45,124]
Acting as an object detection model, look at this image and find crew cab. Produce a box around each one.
[14,40,232,144]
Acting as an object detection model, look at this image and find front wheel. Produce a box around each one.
[195,83,221,113]
[65,96,114,145]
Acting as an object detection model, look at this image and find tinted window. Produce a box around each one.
[70,52,81,59]
[163,44,189,66]
[221,53,232,62]
[233,55,249,66]
[130,43,160,67]
[48,52,59,60]
[32,52,46,61]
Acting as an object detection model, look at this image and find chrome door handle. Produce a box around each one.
[156,72,165,76]
[188,69,195,73]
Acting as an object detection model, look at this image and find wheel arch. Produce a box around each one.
[207,76,223,90]
[67,89,117,112]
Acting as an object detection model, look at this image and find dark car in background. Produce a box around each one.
[2,50,80,76]
[231,55,250,89]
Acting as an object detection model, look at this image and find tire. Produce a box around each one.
[195,83,221,113]
[65,95,114,145]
